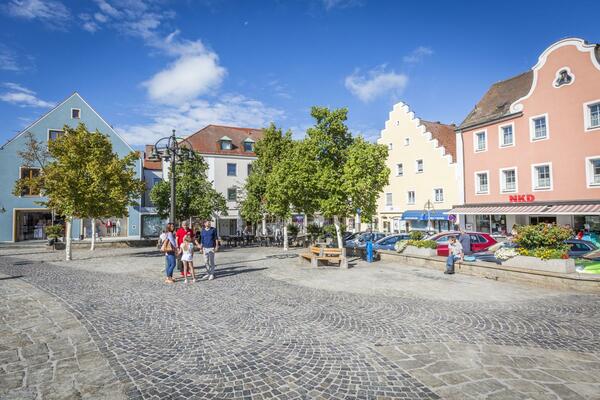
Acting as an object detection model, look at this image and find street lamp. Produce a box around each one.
[424,199,434,233]
[147,129,195,224]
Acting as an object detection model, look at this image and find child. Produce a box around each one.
[180,234,196,283]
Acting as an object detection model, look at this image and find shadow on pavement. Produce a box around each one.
[0,275,23,281]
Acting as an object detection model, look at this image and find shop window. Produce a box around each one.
[227,163,237,176]
[475,215,491,233]
[20,167,41,196]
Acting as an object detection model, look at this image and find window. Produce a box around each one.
[385,193,393,207]
[247,163,253,176]
[48,129,64,141]
[530,114,549,141]
[416,159,424,173]
[586,157,600,187]
[243,140,255,152]
[499,124,514,147]
[586,102,600,130]
[152,177,161,186]
[388,143,393,150]
[220,138,232,150]
[396,163,403,176]
[71,108,80,119]
[407,191,415,204]
[500,168,517,193]
[227,163,237,176]
[434,188,444,203]
[20,167,41,196]
[227,188,237,201]
[476,171,489,194]
[404,137,410,146]
[474,131,487,152]
[532,163,552,191]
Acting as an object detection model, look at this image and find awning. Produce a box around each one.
[401,210,451,221]
[449,203,600,215]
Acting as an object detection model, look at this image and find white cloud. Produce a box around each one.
[0,82,54,108]
[403,46,433,64]
[322,0,363,10]
[0,45,19,71]
[118,94,285,146]
[4,0,70,23]
[94,12,108,23]
[345,66,408,103]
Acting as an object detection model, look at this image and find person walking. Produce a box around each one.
[161,223,177,284]
[199,220,219,281]
[176,221,197,278]
[180,233,196,283]
[445,236,463,275]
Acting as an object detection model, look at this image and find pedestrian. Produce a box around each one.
[158,229,168,273]
[445,236,463,275]
[176,221,198,278]
[458,228,472,255]
[161,223,177,284]
[510,224,518,237]
[180,233,196,284]
[199,220,219,281]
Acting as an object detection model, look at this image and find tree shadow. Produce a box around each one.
[0,275,23,281]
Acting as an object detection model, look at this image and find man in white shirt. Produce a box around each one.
[445,236,463,275]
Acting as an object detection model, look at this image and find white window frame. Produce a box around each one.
[388,143,393,150]
[407,190,416,205]
[385,192,393,207]
[473,130,487,152]
[71,108,81,119]
[226,163,237,177]
[47,128,65,141]
[396,163,403,177]
[531,162,553,191]
[474,170,489,195]
[499,167,518,193]
[498,122,515,148]
[529,113,550,142]
[585,156,600,188]
[583,99,600,132]
[220,140,232,150]
[404,137,410,146]
[415,159,424,174]
[433,188,444,203]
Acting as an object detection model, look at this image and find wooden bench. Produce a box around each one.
[300,246,348,268]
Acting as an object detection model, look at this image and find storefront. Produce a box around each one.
[400,210,454,233]
[14,209,54,241]
[81,217,128,239]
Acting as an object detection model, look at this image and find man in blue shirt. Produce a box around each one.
[200,220,219,280]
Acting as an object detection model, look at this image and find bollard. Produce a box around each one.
[366,240,373,263]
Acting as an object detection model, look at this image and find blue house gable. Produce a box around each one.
[0,92,142,242]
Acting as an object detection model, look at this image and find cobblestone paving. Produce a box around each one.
[0,247,599,399]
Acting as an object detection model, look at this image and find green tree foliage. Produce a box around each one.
[150,150,227,222]
[12,131,50,198]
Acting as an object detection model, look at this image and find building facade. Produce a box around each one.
[139,146,164,237]
[185,125,263,236]
[453,38,600,235]
[376,102,459,233]
[0,93,142,242]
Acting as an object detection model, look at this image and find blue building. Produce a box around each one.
[0,92,142,242]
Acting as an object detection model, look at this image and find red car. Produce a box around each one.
[429,231,497,256]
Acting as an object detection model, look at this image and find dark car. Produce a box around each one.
[565,239,598,258]
[429,231,498,257]
[470,241,518,264]
[373,234,411,251]
[344,232,387,249]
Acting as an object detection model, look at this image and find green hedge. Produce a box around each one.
[514,224,571,260]
[407,239,437,249]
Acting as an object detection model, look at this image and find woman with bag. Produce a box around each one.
[161,223,177,284]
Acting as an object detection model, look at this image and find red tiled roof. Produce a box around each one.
[143,144,162,170]
[185,125,263,156]
[421,120,457,163]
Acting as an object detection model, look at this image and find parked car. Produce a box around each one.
[344,232,387,249]
[565,239,598,258]
[373,234,411,251]
[469,241,518,265]
[429,231,497,257]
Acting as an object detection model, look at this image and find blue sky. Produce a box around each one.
[1,0,599,148]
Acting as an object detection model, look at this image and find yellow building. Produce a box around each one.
[376,102,460,233]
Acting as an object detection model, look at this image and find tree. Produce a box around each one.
[240,123,293,237]
[150,150,227,223]
[13,131,50,199]
[22,123,146,260]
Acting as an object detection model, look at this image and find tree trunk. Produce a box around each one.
[334,216,343,249]
[65,218,72,261]
[261,214,266,235]
[283,219,289,251]
[90,218,95,251]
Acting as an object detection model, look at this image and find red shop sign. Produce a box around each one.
[509,194,536,203]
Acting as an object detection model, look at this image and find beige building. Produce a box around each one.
[376,102,459,233]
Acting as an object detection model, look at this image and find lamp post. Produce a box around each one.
[424,199,434,233]
[148,129,195,224]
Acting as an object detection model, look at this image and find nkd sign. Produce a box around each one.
[509,194,536,203]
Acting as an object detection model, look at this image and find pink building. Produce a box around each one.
[452,38,600,236]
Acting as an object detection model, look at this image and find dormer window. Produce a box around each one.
[71,108,81,119]
[219,136,232,150]
[554,68,574,88]
[243,138,255,152]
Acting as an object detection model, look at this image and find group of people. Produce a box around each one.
[159,220,219,284]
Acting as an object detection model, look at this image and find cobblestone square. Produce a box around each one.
[1,246,599,399]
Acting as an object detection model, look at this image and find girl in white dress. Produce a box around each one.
[180,234,196,283]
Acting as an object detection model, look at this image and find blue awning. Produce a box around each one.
[401,210,451,221]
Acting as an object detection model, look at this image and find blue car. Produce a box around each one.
[373,234,411,251]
